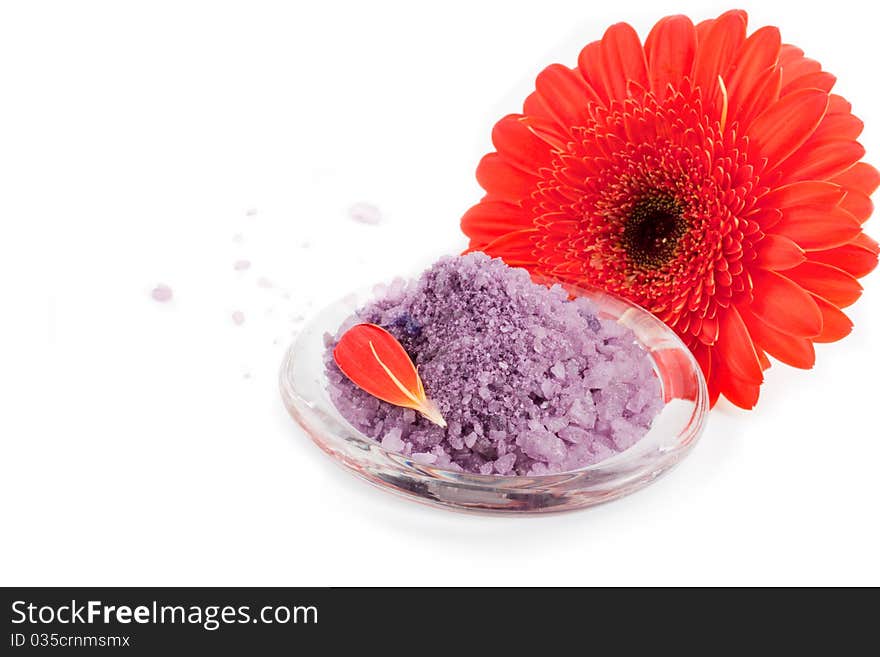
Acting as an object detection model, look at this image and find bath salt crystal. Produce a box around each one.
[233,259,251,271]
[348,202,382,225]
[150,284,173,303]
[381,428,404,452]
[325,253,663,476]
[231,310,245,326]
[412,452,437,465]
[245,208,258,216]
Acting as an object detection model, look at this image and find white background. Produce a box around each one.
[2,0,878,586]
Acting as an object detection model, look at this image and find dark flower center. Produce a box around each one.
[621,195,687,269]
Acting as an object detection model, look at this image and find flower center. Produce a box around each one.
[621,195,687,269]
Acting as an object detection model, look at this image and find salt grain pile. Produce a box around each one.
[325,253,663,475]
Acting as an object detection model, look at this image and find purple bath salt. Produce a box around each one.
[324,253,663,476]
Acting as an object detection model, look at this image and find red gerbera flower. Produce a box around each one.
[461,9,879,409]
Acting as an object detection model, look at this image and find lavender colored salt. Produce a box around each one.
[324,253,663,476]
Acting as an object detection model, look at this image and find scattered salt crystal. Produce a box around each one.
[151,284,173,303]
[231,311,245,326]
[348,202,382,225]
[257,276,273,289]
[233,259,251,271]
[245,208,257,216]
[232,233,244,244]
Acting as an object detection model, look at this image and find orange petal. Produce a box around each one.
[808,239,879,278]
[481,229,538,266]
[748,89,829,171]
[726,26,781,117]
[750,270,823,337]
[717,306,763,384]
[692,9,747,111]
[721,373,761,410]
[644,15,697,98]
[779,54,821,89]
[754,233,806,270]
[333,323,444,427]
[461,200,533,246]
[840,189,874,224]
[492,114,556,175]
[831,162,880,196]
[773,205,862,250]
[782,70,836,95]
[810,112,864,142]
[577,40,609,106]
[811,295,853,343]
[598,22,649,102]
[476,152,539,202]
[759,181,845,210]
[783,261,863,308]
[779,139,866,182]
[533,63,597,130]
[740,306,816,369]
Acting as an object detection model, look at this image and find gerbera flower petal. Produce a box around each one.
[809,111,863,144]
[754,234,806,270]
[783,261,863,307]
[692,9,747,110]
[644,15,697,98]
[782,70,837,95]
[492,114,557,174]
[773,204,861,250]
[481,229,539,266]
[461,10,877,409]
[759,180,845,209]
[840,189,874,223]
[717,305,764,384]
[744,270,823,337]
[831,162,880,195]
[532,63,597,130]
[461,200,534,247]
[726,26,781,116]
[811,294,854,343]
[779,139,866,182]
[476,152,539,202]
[598,23,649,102]
[809,238,880,278]
[740,307,816,369]
[748,88,828,171]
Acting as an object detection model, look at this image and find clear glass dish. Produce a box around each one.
[279,281,708,514]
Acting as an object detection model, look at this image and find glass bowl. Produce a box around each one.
[279,281,708,514]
